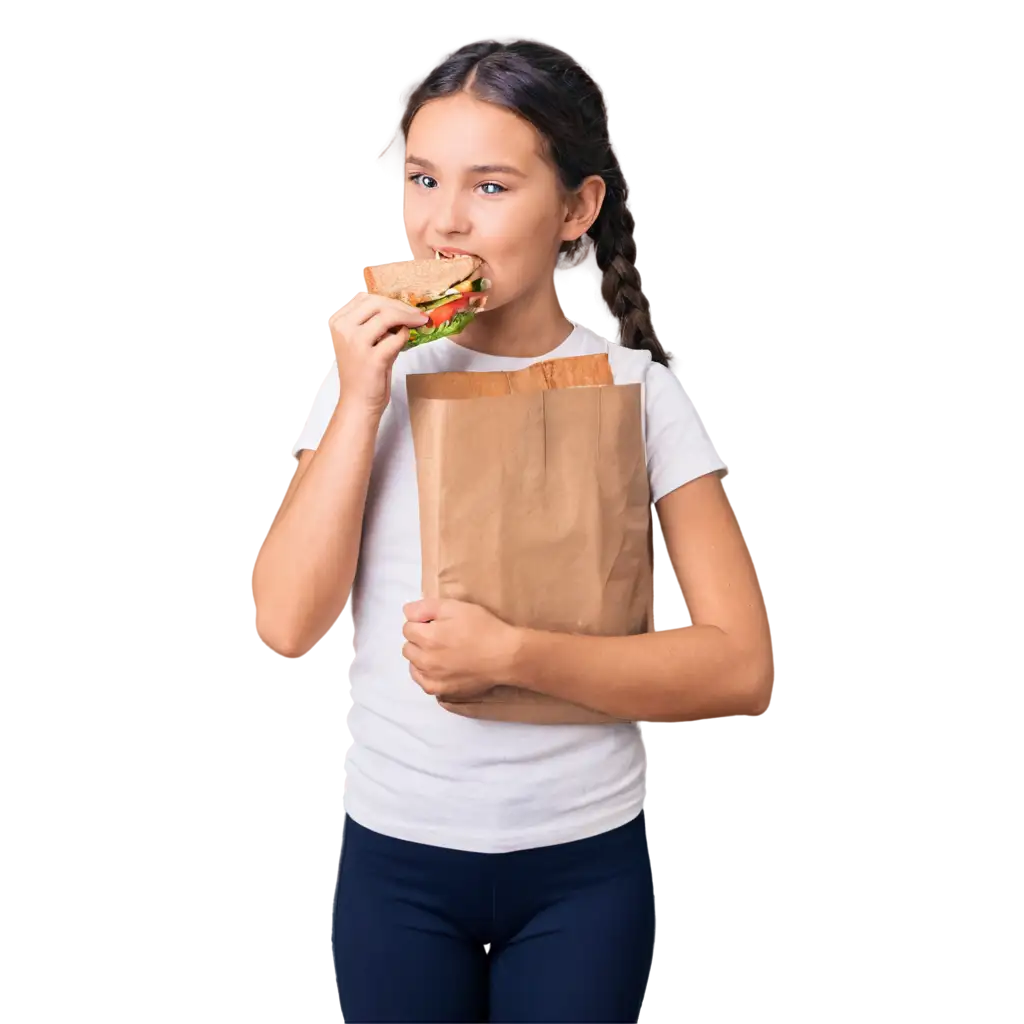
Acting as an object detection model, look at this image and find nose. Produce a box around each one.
[432,188,472,238]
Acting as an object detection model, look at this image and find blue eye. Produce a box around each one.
[407,174,507,195]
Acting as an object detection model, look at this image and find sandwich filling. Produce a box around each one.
[407,256,490,347]
[408,276,490,346]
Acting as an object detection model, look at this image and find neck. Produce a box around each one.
[448,279,574,358]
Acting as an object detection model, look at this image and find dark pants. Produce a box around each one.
[331,809,656,1023]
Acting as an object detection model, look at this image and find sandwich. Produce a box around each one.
[363,254,490,349]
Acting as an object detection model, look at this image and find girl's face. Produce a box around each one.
[403,92,575,313]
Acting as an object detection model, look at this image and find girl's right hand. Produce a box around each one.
[328,293,430,418]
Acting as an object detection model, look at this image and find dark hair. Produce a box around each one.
[398,40,672,367]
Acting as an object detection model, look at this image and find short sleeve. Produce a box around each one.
[644,362,728,503]
[290,361,340,459]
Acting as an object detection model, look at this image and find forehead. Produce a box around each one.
[405,92,548,171]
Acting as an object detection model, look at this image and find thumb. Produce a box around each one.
[404,597,442,622]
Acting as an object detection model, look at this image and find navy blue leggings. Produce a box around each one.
[331,809,656,1023]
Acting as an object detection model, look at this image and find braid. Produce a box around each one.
[589,162,672,367]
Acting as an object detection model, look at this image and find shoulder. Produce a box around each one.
[564,324,659,385]
[599,342,729,503]
[606,340,656,385]
[601,338,686,414]
[290,359,340,458]
[601,338,701,410]
[572,328,696,414]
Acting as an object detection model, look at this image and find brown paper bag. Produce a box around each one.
[406,353,653,725]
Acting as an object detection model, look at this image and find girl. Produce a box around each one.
[253,39,773,1024]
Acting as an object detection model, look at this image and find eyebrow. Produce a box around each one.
[406,155,527,178]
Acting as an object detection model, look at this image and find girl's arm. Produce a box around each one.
[509,473,774,722]
[253,294,426,658]
[252,402,381,658]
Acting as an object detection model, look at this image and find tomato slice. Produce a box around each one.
[426,294,470,328]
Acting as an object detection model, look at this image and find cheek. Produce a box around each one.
[403,188,432,240]
[482,200,560,287]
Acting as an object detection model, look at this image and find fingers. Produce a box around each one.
[354,294,429,328]
[351,301,386,328]
[331,320,411,360]
[373,325,411,357]
[402,641,435,678]
[358,305,427,337]
[404,597,442,622]
[328,294,428,343]
[409,664,441,696]
[331,298,368,330]
[327,292,421,414]
[329,286,366,321]
[402,620,433,646]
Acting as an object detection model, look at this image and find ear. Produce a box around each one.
[560,175,607,244]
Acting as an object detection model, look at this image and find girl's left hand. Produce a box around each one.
[402,598,522,701]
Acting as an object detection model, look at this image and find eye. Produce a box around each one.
[479,182,506,195]
[409,173,439,189]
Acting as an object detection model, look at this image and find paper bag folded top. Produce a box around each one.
[406,351,615,400]
[407,352,653,726]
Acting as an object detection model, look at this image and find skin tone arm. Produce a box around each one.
[402,472,774,723]
[253,294,429,657]
[252,406,381,657]
[509,473,773,720]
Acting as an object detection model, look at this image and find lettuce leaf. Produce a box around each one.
[403,308,477,350]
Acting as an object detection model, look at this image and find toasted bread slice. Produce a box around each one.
[364,256,482,307]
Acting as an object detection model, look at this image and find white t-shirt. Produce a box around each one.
[291,321,728,853]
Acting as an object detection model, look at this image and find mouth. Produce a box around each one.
[433,247,480,260]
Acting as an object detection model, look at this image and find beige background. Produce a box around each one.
[2,9,1024,1024]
